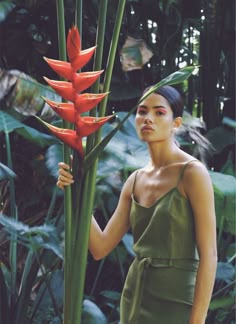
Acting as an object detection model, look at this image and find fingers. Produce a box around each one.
[57,162,74,190]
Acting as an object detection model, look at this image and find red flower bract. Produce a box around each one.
[41,26,110,158]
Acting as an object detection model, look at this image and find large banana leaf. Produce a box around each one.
[0,111,58,148]
[0,69,60,119]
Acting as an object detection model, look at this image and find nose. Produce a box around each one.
[144,113,153,123]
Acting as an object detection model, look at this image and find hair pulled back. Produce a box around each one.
[142,85,184,118]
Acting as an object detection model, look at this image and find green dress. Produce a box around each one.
[120,161,199,324]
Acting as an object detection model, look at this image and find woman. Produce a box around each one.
[57,85,217,324]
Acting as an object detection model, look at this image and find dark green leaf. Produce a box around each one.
[138,66,199,103]
[209,171,236,235]
[100,290,121,301]
[209,294,235,311]
[216,262,235,283]
[0,214,63,259]
[0,265,10,324]
[0,1,15,23]
[0,162,16,180]
[82,299,108,323]
[0,111,59,148]
[122,233,135,257]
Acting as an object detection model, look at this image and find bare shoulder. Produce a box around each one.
[183,160,213,197]
[121,169,140,198]
[184,160,211,180]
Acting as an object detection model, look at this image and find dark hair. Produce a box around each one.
[142,85,184,118]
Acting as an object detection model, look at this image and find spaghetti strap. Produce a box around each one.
[176,160,198,186]
[132,170,139,194]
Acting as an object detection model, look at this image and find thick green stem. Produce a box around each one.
[56,1,73,323]
[70,2,126,323]
[71,171,94,324]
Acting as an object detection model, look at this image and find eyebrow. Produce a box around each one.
[138,105,168,110]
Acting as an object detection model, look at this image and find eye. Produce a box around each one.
[156,111,165,116]
[156,108,167,116]
[137,108,147,115]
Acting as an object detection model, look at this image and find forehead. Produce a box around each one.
[139,93,171,108]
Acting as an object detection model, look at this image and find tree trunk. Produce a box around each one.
[200,0,224,129]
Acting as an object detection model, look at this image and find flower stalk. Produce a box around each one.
[44,2,117,323]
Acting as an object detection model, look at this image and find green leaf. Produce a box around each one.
[0,1,15,23]
[138,66,199,103]
[30,270,63,321]
[209,294,235,311]
[209,171,236,235]
[216,262,235,283]
[206,126,235,155]
[84,66,197,171]
[122,233,135,257]
[0,163,16,180]
[81,299,108,323]
[0,214,63,259]
[100,290,121,301]
[0,265,10,324]
[0,111,58,148]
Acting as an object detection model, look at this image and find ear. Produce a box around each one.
[173,117,182,129]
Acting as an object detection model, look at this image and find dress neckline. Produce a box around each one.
[131,186,187,209]
[131,160,198,209]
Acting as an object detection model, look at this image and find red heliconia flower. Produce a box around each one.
[42,122,84,156]
[75,115,114,137]
[66,26,81,62]
[44,71,103,100]
[74,92,109,113]
[42,97,78,123]
[42,26,111,158]
[43,92,108,116]
[72,70,103,93]
[43,57,74,81]
[43,78,76,102]
[67,26,96,71]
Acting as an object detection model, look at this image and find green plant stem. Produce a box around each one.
[5,132,18,308]
[95,0,126,135]
[70,3,126,323]
[86,0,108,154]
[71,171,95,324]
[75,0,82,36]
[56,1,73,323]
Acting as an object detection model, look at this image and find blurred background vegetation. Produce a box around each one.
[0,0,235,323]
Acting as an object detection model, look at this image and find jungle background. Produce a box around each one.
[0,0,235,323]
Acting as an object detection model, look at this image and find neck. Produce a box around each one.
[147,139,180,170]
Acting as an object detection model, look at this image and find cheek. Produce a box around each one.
[135,115,140,126]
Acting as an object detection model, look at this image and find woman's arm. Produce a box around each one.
[57,162,135,260]
[184,162,217,324]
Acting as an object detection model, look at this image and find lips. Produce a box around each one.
[141,126,155,132]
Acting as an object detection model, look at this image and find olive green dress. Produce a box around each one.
[120,161,199,324]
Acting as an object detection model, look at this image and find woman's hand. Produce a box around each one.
[57,162,74,190]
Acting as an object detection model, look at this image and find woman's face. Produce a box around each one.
[135,93,178,143]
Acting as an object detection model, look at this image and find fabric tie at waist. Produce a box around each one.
[128,257,199,323]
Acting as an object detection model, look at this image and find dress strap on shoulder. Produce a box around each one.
[176,159,198,186]
[132,169,139,194]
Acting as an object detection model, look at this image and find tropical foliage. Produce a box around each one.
[0,0,235,323]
